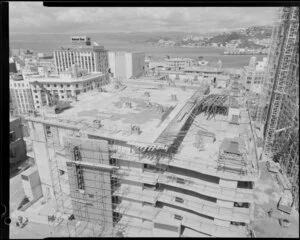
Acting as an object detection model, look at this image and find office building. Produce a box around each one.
[53,36,108,74]
[108,51,145,79]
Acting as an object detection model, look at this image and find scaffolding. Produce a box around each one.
[261,7,299,210]
[44,131,131,237]
[263,7,299,155]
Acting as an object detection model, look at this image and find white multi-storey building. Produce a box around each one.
[10,74,35,116]
[164,58,193,71]
[108,51,145,79]
[26,65,109,110]
[243,57,267,93]
[53,37,108,74]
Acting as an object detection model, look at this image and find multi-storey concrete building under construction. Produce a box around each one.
[25,77,259,237]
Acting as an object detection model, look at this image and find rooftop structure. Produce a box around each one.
[25,77,260,237]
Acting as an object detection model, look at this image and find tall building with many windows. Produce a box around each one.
[10,74,35,116]
[54,36,108,74]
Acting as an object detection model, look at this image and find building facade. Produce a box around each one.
[10,75,35,116]
[27,65,109,110]
[10,117,27,169]
[165,58,193,71]
[54,37,108,74]
[108,51,145,79]
[25,79,258,237]
[243,57,268,93]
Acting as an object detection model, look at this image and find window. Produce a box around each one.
[35,95,38,98]
[60,90,64,93]
[234,202,250,208]
[174,214,183,221]
[54,84,57,87]
[175,197,184,203]
[76,84,79,88]
[21,175,29,181]
[36,100,39,104]
[45,125,51,136]
[60,84,63,88]
[10,131,16,142]
[67,84,70,87]
[86,203,93,206]
[33,90,37,93]
[61,96,64,99]
[237,181,253,189]
[176,178,185,184]
[109,158,117,166]
[47,84,50,87]
[59,170,65,176]
[88,194,94,198]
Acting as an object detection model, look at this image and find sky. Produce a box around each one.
[9,2,279,34]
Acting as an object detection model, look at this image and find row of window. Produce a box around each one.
[10,83,29,88]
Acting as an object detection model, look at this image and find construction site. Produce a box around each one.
[14,6,299,238]
[22,71,264,237]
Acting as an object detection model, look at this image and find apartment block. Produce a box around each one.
[108,51,145,79]
[25,78,259,237]
[54,37,108,74]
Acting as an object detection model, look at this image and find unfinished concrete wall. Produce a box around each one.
[64,136,113,228]
[168,166,220,184]
[30,122,54,200]
[67,163,113,228]
[63,136,109,165]
[219,179,238,188]
[118,159,143,169]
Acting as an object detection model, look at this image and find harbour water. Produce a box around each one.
[10,33,265,69]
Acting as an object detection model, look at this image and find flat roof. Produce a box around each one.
[56,45,105,52]
[26,72,105,83]
[28,81,202,145]
[173,105,259,178]
[184,67,224,73]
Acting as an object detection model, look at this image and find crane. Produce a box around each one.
[33,81,58,107]
[32,81,70,114]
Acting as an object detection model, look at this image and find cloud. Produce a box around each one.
[9,3,278,34]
